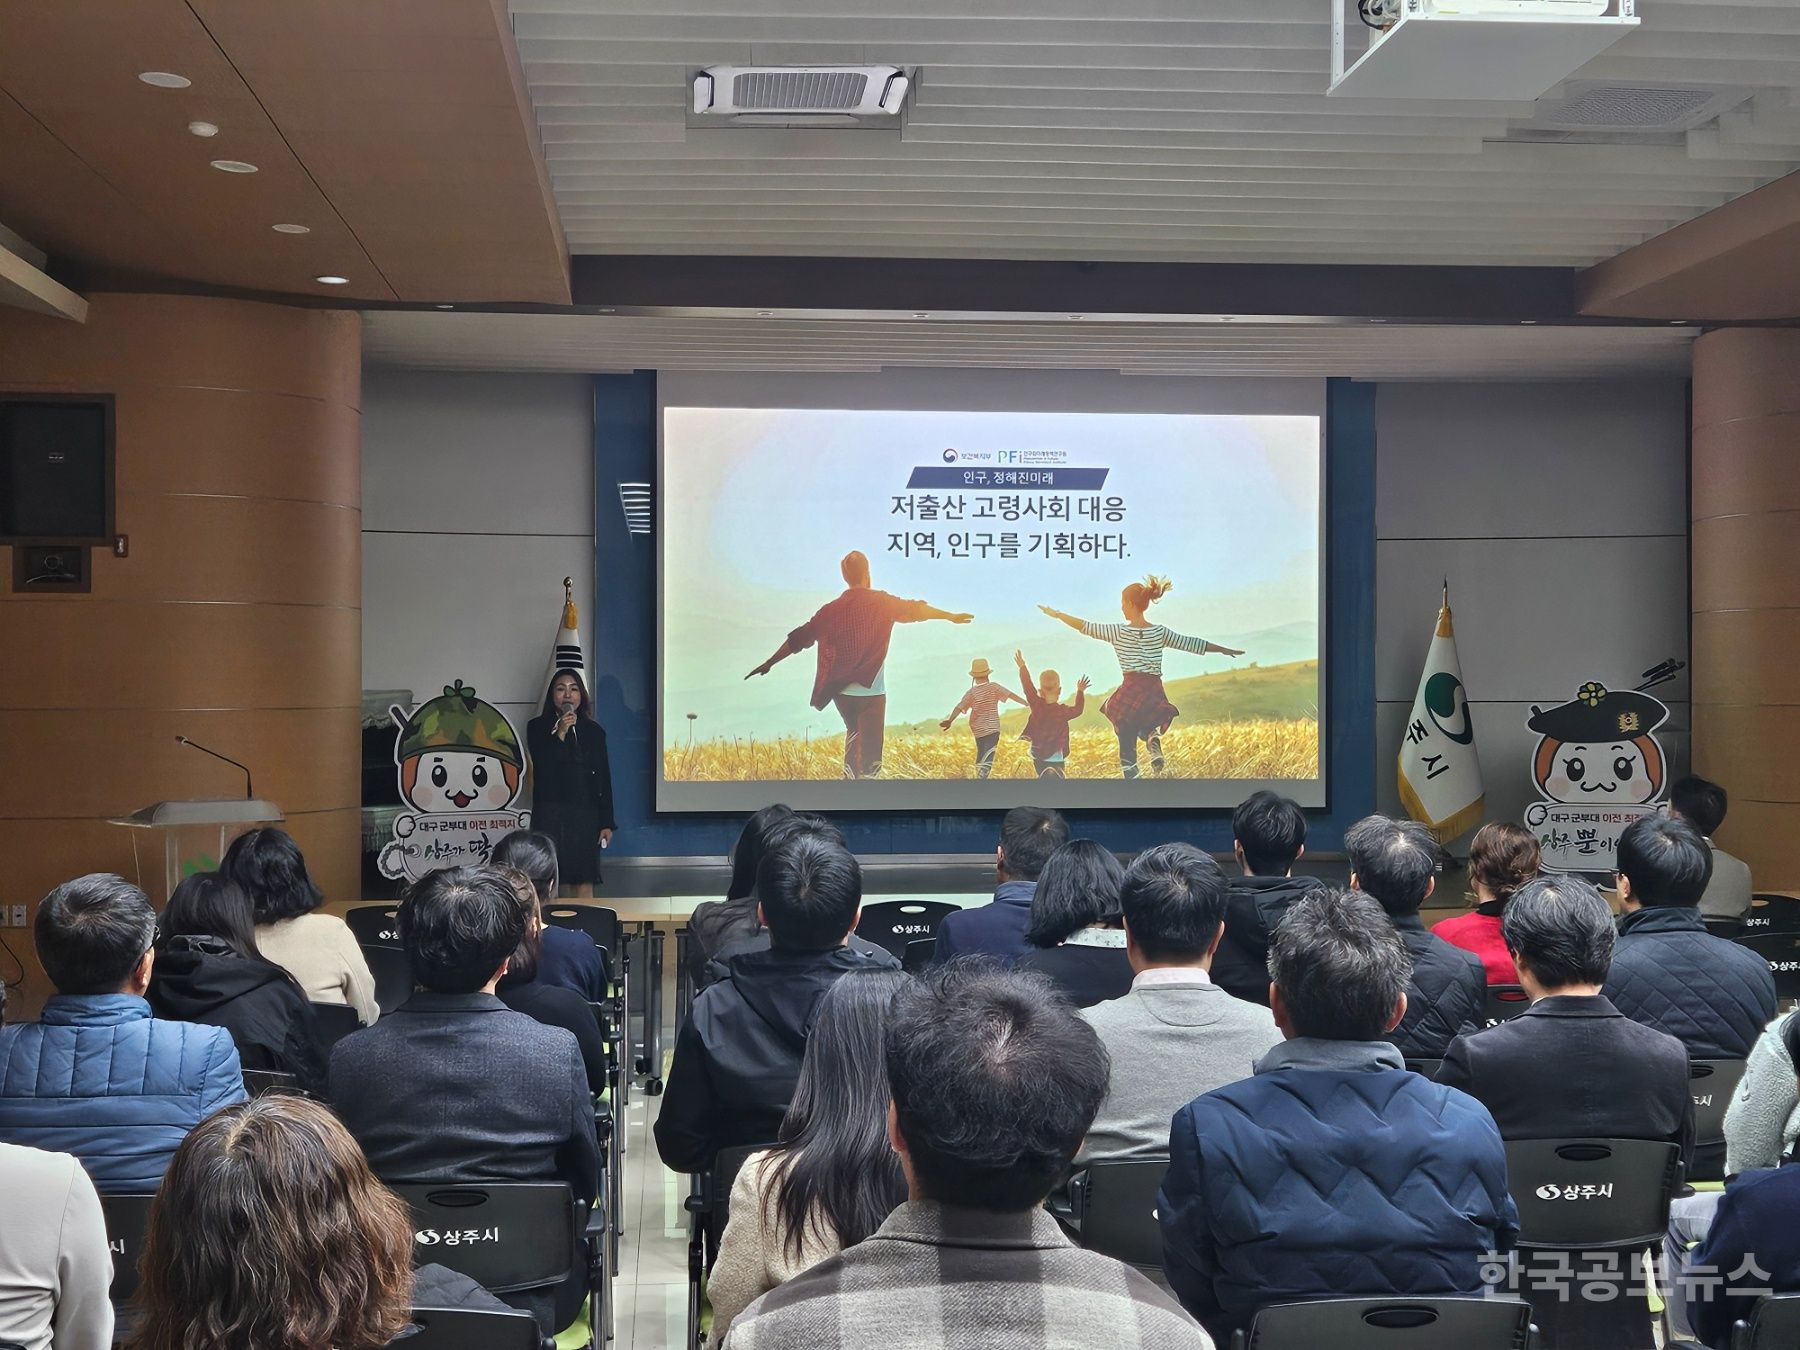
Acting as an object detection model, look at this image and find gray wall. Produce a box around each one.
[1373,380,1691,834]
[362,372,595,771]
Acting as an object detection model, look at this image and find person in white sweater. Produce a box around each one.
[225,827,378,1025]
[707,969,908,1344]
[0,1141,113,1350]
[1725,1010,1800,1174]
[1078,843,1280,1164]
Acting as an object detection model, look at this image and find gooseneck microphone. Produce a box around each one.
[176,736,254,799]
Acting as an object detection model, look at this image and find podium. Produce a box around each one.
[109,799,285,904]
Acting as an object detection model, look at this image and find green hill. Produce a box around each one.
[902,658,1319,735]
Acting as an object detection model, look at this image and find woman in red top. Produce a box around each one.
[1434,821,1542,985]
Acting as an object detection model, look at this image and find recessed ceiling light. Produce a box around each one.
[913,312,929,319]
[315,275,349,285]
[755,311,772,317]
[187,121,218,138]
[1521,319,1539,325]
[272,223,310,234]
[434,304,454,310]
[1068,314,1084,320]
[138,71,191,89]
[210,159,258,174]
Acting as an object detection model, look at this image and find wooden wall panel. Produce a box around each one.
[1692,328,1800,893]
[0,294,362,990]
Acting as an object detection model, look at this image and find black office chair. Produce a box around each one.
[1733,1292,1800,1349]
[1403,1059,1443,1080]
[686,1143,770,1350]
[902,937,936,972]
[242,1068,301,1097]
[1741,895,1800,936]
[1504,1137,1682,1350]
[854,901,962,959]
[344,903,401,947]
[99,1193,156,1304]
[310,1001,364,1048]
[390,1182,605,1350]
[1231,1297,1534,1350]
[589,1000,625,1278]
[1483,984,1530,1026]
[361,942,414,1017]
[1063,1159,1169,1276]
[1690,1059,1748,1184]
[544,905,629,1103]
[1705,917,1745,940]
[1733,931,1800,1003]
[405,1306,543,1350]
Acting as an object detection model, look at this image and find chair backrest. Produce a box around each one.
[242,1068,301,1097]
[344,903,401,947]
[405,1305,543,1350]
[1483,985,1530,1027]
[99,1193,157,1302]
[1503,1138,1681,1250]
[310,1000,364,1048]
[854,900,962,958]
[1240,1297,1534,1350]
[1731,931,1800,1001]
[1704,916,1744,940]
[1403,1059,1443,1080]
[1068,1159,1169,1271]
[361,942,415,1017]
[902,937,936,973]
[1742,895,1800,936]
[1691,1059,1748,1153]
[543,904,622,962]
[388,1182,575,1293]
[1735,1292,1800,1350]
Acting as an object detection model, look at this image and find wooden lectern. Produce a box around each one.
[109,799,285,904]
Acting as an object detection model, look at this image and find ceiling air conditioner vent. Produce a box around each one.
[691,65,912,128]
[1536,84,1735,130]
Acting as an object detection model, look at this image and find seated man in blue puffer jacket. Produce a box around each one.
[0,874,245,1192]
[1159,887,1518,1346]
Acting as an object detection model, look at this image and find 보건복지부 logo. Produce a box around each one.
[942,448,958,462]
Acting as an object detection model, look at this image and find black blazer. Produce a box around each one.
[1438,993,1695,1163]
[1388,913,1487,1060]
[328,992,601,1204]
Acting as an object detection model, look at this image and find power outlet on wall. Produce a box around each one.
[6,905,24,928]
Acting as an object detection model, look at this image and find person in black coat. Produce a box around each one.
[1345,814,1485,1060]
[147,871,326,1095]
[491,865,609,1099]
[491,830,610,1003]
[526,668,616,892]
[1212,791,1318,1005]
[1016,839,1134,1009]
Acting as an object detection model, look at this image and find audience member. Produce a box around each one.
[1431,822,1541,985]
[1016,839,1134,1007]
[0,1140,111,1350]
[1078,843,1279,1164]
[1723,1010,1800,1174]
[931,807,1070,964]
[491,830,609,1003]
[0,874,245,1192]
[148,870,327,1095]
[1438,875,1693,1159]
[1210,791,1315,1005]
[491,865,609,1099]
[1159,888,1516,1345]
[689,804,797,984]
[1668,775,1753,922]
[657,833,896,1174]
[329,865,599,1204]
[709,969,909,1342]
[130,1096,510,1350]
[1343,815,1485,1060]
[723,965,1208,1349]
[228,827,378,1025]
[1603,813,1775,1060]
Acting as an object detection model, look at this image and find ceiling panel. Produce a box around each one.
[507,0,1800,265]
[362,310,1696,380]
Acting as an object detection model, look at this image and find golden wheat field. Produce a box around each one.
[664,718,1319,782]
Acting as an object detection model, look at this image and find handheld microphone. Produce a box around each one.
[176,736,254,799]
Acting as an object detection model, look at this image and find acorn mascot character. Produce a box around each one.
[1527,680,1667,806]
[378,681,527,880]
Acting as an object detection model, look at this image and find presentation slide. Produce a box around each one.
[659,404,1324,811]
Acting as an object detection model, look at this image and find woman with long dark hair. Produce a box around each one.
[129,1096,506,1350]
[707,969,909,1341]
[491,829,608,1002]
[149,872,328,1094]
[687,804,796,983]
[1017,839,1133,1007]
[229,826,378,1025]
[526,665,617,895]
[490,865,609,1096]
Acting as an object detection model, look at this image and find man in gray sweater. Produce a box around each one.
[1078,843,1281,1164]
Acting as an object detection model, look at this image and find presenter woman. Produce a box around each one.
[527,668,616,894]
[1040,574,1243,778]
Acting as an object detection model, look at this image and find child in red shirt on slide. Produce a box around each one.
[1014,650,1089,779]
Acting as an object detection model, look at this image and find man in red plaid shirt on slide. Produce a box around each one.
[746,550,973,778]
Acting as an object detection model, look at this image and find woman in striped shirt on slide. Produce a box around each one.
[1039,575,1243,778]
